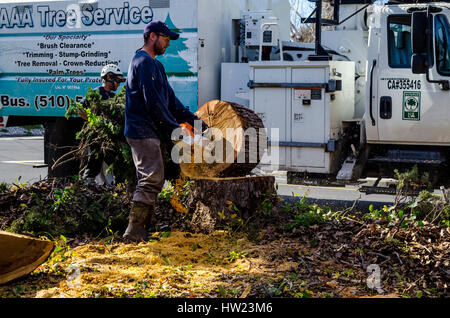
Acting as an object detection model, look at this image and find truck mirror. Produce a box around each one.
[412,12,428,54]
[411,54,428,74]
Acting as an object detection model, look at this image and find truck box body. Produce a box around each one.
[0,0,290,119]
[249,60,356,174]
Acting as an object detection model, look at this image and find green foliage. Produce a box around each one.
[216,285,228,298]
[0,182,9,194]
[65,87,135,184]
[365,189,450,227]
[362,166,449,227]
[131,281,156,298]
[394,165,431,191]
[365,204,415,228]
[406,190,450,226]
[7,180,129,238]
[259,190,281,216]
[218,201,246,237]
[227,250,248,263]
[22,125,43,130]
[98,219,121,245]
[268,279,313,298]
[287,210,326,231]
[162,257,172,265]
[285,194,336,232]
[157,181,175,202]
[44,235,72,275]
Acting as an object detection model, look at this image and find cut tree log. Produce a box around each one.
[185,176,276,234]
[0,231,54,285]
[178,100,267,179]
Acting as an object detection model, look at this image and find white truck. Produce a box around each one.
[221,0,450,191]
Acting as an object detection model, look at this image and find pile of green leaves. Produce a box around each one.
[383,166,450,228]
[1,179,130,238]
[282,193,345,232]
[365,190,450,228]
[65,87,135,184]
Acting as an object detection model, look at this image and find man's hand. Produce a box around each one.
[177,123,211,148]
[180,122,197,138]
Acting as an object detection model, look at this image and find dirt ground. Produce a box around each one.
[1,221,448,298]
[0,180,448,299]
[0,231,323,298]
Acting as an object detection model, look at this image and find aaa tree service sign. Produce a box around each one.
[403,91,421,121]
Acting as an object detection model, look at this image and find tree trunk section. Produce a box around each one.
[179,100,267,179]
[185,176,276,234]
[0,231,54,285]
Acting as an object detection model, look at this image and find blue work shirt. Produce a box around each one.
[124,50,200,142]
[96,86,116,100]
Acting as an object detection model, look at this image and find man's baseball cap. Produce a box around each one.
[143,21,180,40]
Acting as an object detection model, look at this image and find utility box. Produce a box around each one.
[249,60,355,174]
[221,63,250,106]
[241,10,274,47]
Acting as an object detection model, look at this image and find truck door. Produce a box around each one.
[376,14,450,145]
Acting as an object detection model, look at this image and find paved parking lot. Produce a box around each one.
[0,136,47,185]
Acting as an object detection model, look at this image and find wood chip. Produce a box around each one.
[240,284,252,298]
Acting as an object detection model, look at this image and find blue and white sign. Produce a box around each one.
[0,0,199,117]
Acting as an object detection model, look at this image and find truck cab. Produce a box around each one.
[364,3,450,147]
[240,0,450,184]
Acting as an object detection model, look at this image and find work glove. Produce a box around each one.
[177,122,214,150]
[180,122,197,138]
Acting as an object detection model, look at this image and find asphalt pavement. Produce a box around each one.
[276,182,395,212]
[0,136,46,185]
[0,136,401,212]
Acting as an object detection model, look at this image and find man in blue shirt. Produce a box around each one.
[123,21,205,242]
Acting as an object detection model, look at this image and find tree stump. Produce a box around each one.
[185,176,276,234]
[178,100,267,179]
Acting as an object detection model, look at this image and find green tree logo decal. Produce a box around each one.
[405,97,418,111]
[403,92,421,121]
[157,13,193,76]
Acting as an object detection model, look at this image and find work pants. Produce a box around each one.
[126,137,165,206]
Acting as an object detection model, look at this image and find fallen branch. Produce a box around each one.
[367,252,391,265]
[50,139,96,171]
[393,251,403,265]
[441,186,449,205]
[297,256,312,278]
[344,217,364,225]
[335,195,361,218]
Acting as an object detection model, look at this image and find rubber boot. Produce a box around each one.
[122,201,153,243]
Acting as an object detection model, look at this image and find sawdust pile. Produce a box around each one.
[1,179,449,298]
[0,231,302,298]
[1,217,449,298]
